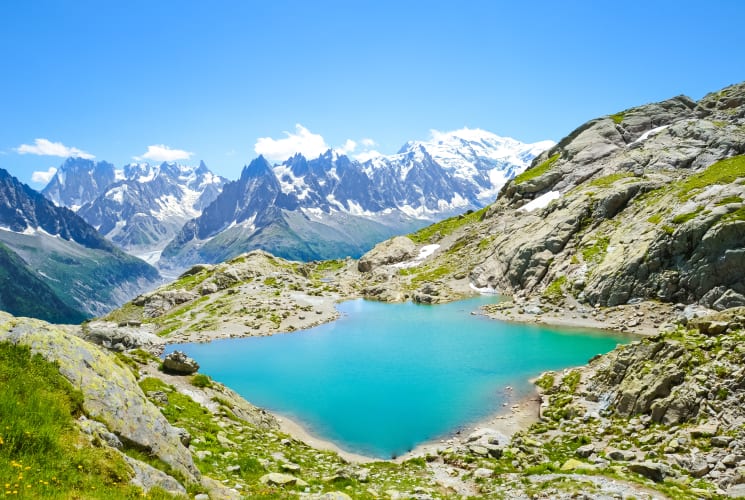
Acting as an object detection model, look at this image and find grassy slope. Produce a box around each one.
[0,342,178,499]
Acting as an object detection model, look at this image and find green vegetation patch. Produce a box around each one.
[409,207,487,244]
[720,206,745,223]
[671,206,703,224]
[585,172,635,189]
[191,374,213,388]
[716,195,743,205]
[678,154,745,199]
[647,213,663,224]
[0,342,168,499]
[542,275,567,304]
[513,153,561,185]
[610,112,625,124]
[581,236,610,265]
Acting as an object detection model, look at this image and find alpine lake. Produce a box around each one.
[166,296,630,459]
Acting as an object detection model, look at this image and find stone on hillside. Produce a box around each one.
[690,421,720,438]
[627,461,671,482]
[306,493,354,500]
[607,448,637,461]
[121,452,186,495]
[473,467,494,478]
[576,444,595,458]
[561,458,594,471]
[712,435,734,447]
[713,289,745,311]
[358,236,417,272]
[84,321,164,351]
[260,472,297,486]
[163,351,199,374]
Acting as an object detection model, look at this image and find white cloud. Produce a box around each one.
[16,138,94,159]
[354,150,383,162]
[361,138,377,147]
[254,124,329,162]
[134,144,193,162]
[31,167,58,184]
[336,139,357,155]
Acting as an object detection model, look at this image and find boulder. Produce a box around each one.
[121,452,186,495]
[358,236,417,272]
[259,472,300,486]
[163,351,200,374]
[627,461,671,482]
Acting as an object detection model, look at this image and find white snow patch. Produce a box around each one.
[518,191,561,212]
[629,125,669,147]
[105,185,128,204]
[393,244,440,269]
[469,283,499,295]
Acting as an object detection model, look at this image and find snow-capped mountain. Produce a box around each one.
[43,159,226,265]
[160,129,553,269]
[0,168,160,320]
[42,157,118,210]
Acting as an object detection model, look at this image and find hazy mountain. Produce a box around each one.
[0,168,161,319]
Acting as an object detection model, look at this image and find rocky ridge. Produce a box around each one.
[349,82,745,323]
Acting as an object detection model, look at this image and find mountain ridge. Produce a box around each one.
[0,167,161,319]
[160,129,552,268]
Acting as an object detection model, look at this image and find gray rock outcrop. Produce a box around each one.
[358,236,417,272]
[163,350,200,374]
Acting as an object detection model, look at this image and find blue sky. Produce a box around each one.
[1,0,744,185]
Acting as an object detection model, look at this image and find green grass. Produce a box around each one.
[721,206,745,223]
[647,213,663,224]
[191,374,213,388]
[585,172,635,189]
[408,265,454,285]
[0,342,177,499]
[581,236,610,265]
[512,153,560,185]
[409,207,487,244]
[671,206,703,224]
[716,195,743,205]
[610,112,625,124]
[678,154,745,200]
[542,275,567,304]
[534,372,555,392]
[313,259,345,272]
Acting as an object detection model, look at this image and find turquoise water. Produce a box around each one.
[167,297,628,458]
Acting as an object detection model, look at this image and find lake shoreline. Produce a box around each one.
[271,386,542,464]
[162,293,643,464]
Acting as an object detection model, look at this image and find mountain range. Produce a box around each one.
[160,129,553,268]
[43,159,226,266]
[38,129,551,272]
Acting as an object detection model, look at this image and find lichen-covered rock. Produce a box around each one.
[120,452,186,495]
[83,321,164,351]
[0,312,199,482]
[358,236,416,272]
[163,350,200,374]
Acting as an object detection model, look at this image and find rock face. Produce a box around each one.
[358,236,417,272]
[0,312,199,482]
[354,81,745,312]
[163,351,200,374]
